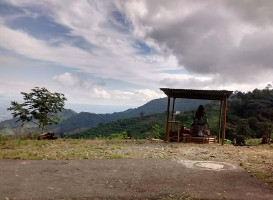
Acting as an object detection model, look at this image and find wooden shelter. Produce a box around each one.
[160,88,233,145]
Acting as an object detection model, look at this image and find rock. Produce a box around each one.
[38,132,58,140]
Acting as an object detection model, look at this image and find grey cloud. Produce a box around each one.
[226,0,273,27]
[159,77,213,89]
[121,0,273,87]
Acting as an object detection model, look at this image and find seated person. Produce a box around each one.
[190,105,210,137]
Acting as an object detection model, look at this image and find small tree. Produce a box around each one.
[8,87,67,133]
[151,124,162,139]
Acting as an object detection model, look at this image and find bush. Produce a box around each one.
[107,131,127,139]
[0,134,8,145]
[245,138,262,146]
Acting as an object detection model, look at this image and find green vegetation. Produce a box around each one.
[70,113,166,139]
[226,85,273,143]
[2,86,273,144]
[8,87,67,133]
[69,86,273,144]
[70,103,221,140]
[82,114,166,140]
[1,97,209,136]
[0,109,76,137]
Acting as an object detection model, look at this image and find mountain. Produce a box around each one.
[0,109,77,136]
[70,103,221,140]
[50,98,210,135]
[0,97,209,136]
[72,86,273,142]
[0,100,12,122]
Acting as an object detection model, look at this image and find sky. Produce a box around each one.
[0,0,273,113]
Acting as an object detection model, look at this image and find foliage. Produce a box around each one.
[8,87,67,133]
[1,96,209,136]
[149,124,162,139]
[226,85,273,142]
[70,105,222,140]
[70,113,167,139]
[107,131,128,139]
[245,138,262,146]
[72,86,273,143]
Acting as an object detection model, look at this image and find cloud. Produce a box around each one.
[0,1,182,89]
[52,72,164,105]
[53,72,80,87]
[118,0,273,87]
[1,0,273,112]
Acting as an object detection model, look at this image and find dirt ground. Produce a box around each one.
[0,159,273,200]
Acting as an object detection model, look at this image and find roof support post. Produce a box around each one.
[218,100,223,143]
[165,96,171,141]
[221,95,227,145]
[171,97,176,121]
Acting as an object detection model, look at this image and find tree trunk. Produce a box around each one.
[41,124,45,134]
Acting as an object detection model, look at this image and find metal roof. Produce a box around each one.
[160,88,233,100]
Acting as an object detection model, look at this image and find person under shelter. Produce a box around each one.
[191,105,210,137]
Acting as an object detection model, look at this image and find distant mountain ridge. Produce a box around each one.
[0,109,77,136]
[51,98,209,135]
[0,97,209,136]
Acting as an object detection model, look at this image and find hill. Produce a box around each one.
[71,86,273,142]
[70,103,220,140]
[0,109,77,136]
[226,86,273,142]
[50,98,209,135]
[0,97,209,136]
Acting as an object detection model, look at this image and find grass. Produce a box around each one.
[0,138,150,160]
[245,138,262,146]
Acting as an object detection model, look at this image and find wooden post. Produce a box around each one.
[177,122,180,142]
[171,98,176,121]
[165,96,171,141]
[218,100,223,143]
[221,95,227,145]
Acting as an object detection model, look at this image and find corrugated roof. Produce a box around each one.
[160,88,233,100]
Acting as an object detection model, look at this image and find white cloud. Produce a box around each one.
[52,72,163,105]
[1,0,273,112]
[53,72,80,87]
[0,2,180,88]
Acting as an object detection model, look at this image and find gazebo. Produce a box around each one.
[160,88,233,145]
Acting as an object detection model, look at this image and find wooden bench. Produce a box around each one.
[190,136,216,144]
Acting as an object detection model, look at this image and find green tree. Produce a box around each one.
[8,87,67,133]
[151,124,162,139]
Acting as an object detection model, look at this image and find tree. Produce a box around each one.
[8,87,67,133]
[139,111,145,117]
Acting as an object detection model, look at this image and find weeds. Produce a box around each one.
[245,138,262,146]
[106,154,124,159]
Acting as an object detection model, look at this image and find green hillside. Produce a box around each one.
[2,86,273,143]
[226,86,273,142]
[0,97,209,136]
[0,109,77,136]
[71,86,273,143]
[48,98,209,135]
[70,103,221,140]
